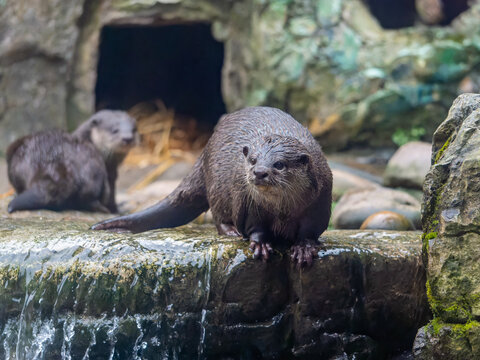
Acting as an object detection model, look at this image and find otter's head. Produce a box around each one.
[243,135,316,206]
[76,110,138,159]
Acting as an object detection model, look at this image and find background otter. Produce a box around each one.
[92,107,332,266]
[73,110,138,212]
[7,110,137,213]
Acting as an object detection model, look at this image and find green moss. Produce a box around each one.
[427,277,480,322]
[426,280,440,316]
[422,136,449,240]
[0,266,20,284]
[434,136,452,164]
[429,317,443,335]
[429,318,480,338]
[422,231,438,254]
[423,186,443,237]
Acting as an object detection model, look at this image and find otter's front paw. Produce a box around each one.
[249,241,273,261]
[291,240,318,268]
[248,232,273,261]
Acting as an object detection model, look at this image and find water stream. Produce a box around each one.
[0,221,226,359]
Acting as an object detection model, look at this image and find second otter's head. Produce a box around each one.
[243,135,316,205]
[75,110,138,159]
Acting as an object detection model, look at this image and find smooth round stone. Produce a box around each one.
[360,211,415,231]
[332,187,421,229]
[383,141,432,190]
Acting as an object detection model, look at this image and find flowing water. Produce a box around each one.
[0,219,230,359]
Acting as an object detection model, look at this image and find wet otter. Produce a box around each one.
[7,110,137,213]
[92,107,332,266]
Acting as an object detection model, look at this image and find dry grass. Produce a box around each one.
[124,100,209,191]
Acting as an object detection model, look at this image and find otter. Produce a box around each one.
[7,110,137,213]
[92,107,332,266]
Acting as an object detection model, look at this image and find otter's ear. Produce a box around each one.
[90,118,101,127]
[243,146,249,157]
[298,154,310,165]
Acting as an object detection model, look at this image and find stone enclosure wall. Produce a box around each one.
[2,0,480,153]
[414,93,480,358]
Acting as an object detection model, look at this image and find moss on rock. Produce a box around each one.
[417,93,480,357]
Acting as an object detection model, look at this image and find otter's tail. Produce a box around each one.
[8,189,49,213]
[91,155,209,233]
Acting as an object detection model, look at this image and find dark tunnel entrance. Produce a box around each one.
[363,0,471,28]
[95,23,226,129]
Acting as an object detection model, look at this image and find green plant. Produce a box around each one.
[392,126,426,147]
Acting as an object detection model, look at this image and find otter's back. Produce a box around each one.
[7,131,108,207]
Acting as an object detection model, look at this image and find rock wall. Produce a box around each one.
[0,0,85,150]
[2,0,480,153]
[414,93,480,358]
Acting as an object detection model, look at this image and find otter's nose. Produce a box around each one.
[122,136,134,145]
[253,167,268,180]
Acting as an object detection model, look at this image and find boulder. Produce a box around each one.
[332,187,421,230]
[383,142,432,189]
[360,211,415,231]
[0,200,429,359]
[383,141,432,190]
[331,167,380,201]
[415,93,480,358]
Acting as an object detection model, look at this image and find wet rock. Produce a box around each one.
[0,201,429,359]
[331,167,380,201]
[0,0,85,148]
[383,141,432,189]
[416,93,480,358]
[360,211,415,231]
[332,187,421,230]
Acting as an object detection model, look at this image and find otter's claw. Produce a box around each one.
[291,240,318,268]
[249,241,273,261]
[91,219,133,233]
[217,223,241,237]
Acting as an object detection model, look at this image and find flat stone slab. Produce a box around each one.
[0,204,429,359]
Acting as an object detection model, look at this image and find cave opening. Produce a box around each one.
[95,23,226,131]
[363,0,471,29]
[363,0,417,29]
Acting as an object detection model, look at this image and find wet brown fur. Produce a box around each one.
[7,110,137,213]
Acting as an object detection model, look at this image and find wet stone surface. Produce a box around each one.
[415,93,480,358]
[0,202,429,359]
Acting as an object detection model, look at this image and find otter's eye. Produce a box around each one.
[249,157,257,165]
[112,129,119,134]
[273,161,285,170]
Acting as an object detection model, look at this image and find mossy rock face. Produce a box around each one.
[2,0,480,152]
[0,204,428,359]
[416,93,480,357]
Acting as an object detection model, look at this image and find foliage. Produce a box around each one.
[392,127,426,147]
